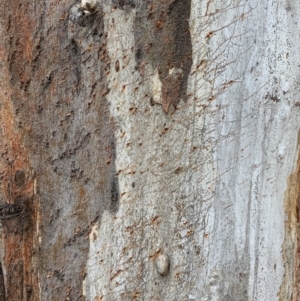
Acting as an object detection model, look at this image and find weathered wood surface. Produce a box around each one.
[0,0,299,300]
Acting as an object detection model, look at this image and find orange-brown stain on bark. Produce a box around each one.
[0,0,40,300]
[0,88,39,301]
[280,131,300,301]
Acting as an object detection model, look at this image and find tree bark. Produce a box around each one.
[0,0,299,300]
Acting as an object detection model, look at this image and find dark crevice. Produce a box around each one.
[0,263,5,301]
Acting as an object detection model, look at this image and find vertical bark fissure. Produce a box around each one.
[0,263,5,301]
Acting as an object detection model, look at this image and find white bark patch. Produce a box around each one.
[155,253,170,276]
[151,69,162,104]
[83,212,113,299]
[81,0,97,11]
[82,0,300,300]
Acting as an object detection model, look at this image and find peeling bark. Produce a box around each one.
[0,0,300,300]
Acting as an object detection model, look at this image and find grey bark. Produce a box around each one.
[0,0,299,300]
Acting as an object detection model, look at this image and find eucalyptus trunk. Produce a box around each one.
[0,0,298,300]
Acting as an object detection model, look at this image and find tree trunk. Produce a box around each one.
[0,0,298,300]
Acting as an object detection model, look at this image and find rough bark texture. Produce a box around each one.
[0,0,300,300]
